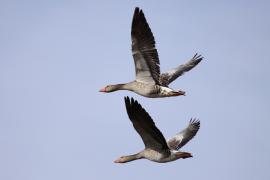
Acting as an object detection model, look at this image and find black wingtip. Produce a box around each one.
[133,7,145,19]
[193,53,204,61]
[125,96,143,111]
[124,96,132,119]
[124,96,144,121]
[124,96,130,104]
[124,96,131,110]
[134,7,140,16]
[124,96,138,107]
[131,97,139,107]
[189,118,201,128]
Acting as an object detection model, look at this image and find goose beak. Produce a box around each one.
[99,87,106,92]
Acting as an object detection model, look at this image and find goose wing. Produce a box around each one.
[125,97,169,155]
[167,119,200,150]
[131,7,160,85]
[160,54,203,86]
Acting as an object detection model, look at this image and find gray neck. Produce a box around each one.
[111,83,133,91]
[123,153,143,163]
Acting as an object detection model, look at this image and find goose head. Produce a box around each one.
[99,84,121,93]
[114,153,142,163]
[114,156,129,163]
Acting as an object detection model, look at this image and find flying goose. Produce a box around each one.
[114,97,200,163]
[100,7,203,98]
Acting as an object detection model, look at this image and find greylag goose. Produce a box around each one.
[114,97,200,163]
[100,7,203,98]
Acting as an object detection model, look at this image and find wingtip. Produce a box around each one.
[124,96,131,108]
[131,97,138,107]
[126,97,143,112]
[134,7,141,15]
[133,7,144,17]
[193,53,204,61]
[189,118,200,128]
[124,96,137,107]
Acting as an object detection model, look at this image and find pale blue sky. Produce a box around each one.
[1,0,270,180]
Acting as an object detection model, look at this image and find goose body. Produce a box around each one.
[100,7,203,98]
[100,81,183,98]
[138,149,192,163]
[114,97,200,163]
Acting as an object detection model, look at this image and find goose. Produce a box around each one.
[99,7,203,98]
[114,97,200,163]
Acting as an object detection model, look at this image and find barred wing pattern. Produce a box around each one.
[160,54,203,86]
[167,119,200,150]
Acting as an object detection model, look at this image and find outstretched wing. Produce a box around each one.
[160,54,203,86]
[124,97,169,154]
[167,119,200,150]
[131,7,160,85]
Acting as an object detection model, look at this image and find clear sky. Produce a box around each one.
[1,0,270,180]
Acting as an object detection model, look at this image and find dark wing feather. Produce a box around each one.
[167,119,200,150]
[160,54,203,86]
[131,7,160,85]
[124,96,169,154]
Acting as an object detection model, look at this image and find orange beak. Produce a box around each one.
[99,87,106,92]
[114,158,122,163]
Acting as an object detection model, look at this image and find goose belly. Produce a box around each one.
[144,150,164,162]
[143,149,179,163]
[142,149,176,163]
[131,82,174,98]
[132,83,160,98]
